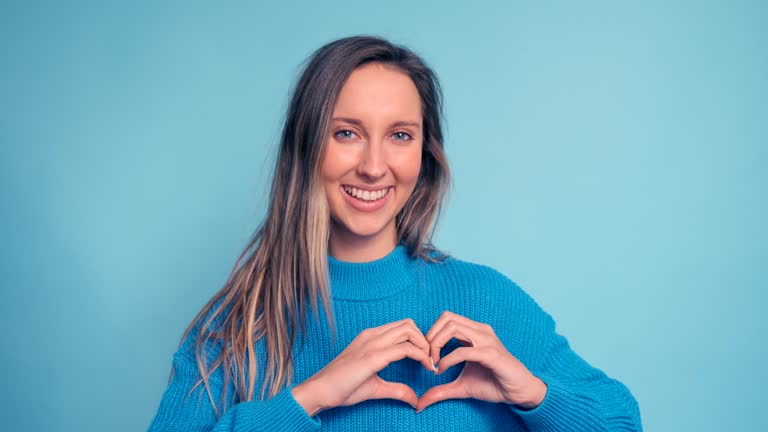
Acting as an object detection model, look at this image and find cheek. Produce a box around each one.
[397,148,423,186]
[320,142,358,180]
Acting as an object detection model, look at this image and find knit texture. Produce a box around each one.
[148,243,643,431]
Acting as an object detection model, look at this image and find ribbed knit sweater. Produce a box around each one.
[148,244,642,431]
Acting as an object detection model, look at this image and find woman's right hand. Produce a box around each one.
[291,318,435,416]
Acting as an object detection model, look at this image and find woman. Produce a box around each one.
[148,35,642,431]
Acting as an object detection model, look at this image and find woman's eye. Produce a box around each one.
[334,129,412,141]
[335,129,357,140]
[392,131,413,141]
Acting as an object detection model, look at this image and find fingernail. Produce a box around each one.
[415,408,422,414]
[430,357,436,372]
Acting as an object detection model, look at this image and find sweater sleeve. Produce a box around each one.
[147,351,321,432]
[502,281,643,431]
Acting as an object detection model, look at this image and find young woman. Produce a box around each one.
[148,35,642,431]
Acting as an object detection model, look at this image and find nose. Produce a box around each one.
[357,137,386,180]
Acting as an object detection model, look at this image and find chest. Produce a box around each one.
[287,295,532,430]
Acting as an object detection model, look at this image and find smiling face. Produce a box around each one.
[320,62,423,261]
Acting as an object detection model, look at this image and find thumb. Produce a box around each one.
[416,380,467,412]
[369,376,419,409]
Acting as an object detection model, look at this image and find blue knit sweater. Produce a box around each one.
[148,244,642,431]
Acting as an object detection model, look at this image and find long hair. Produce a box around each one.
[172,34,452,419]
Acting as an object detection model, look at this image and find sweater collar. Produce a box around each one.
[327,243,418,301]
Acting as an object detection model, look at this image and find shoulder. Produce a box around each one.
[176,294,232,362]
[420,251,554,326]
[421,251,527,298]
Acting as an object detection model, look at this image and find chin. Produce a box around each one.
[334,217,392,239]
[344,223,388,238]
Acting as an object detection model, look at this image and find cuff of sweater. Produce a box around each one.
[238,383,322,432]
[507,375,606,432]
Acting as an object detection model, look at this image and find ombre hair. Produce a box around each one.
[172,35,452,419]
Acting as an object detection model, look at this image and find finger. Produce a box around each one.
[376,340,434,372]
[425,311,484,342]
[373,317,419,335]
[375,321,429,354]
[435,346,497,374]
[426,312,487,365]
[371,376,419,408]
[429,321,488,366]
[415,380,467,412]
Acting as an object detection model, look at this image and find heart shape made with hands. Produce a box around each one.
[397,311,546,413]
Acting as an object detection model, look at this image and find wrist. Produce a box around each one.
[291,380,326,417]
[512,376,548,410]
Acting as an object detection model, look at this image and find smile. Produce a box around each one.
[340,185,392,213]
[342,185,391,202]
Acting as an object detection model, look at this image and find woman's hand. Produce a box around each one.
[415,311,548,413]
[292,318,435,416]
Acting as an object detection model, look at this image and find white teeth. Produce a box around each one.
[343,186,390,201]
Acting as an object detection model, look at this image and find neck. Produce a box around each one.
[328,222,398,262]
[327,241,418,301]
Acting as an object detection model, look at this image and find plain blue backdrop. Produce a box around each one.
[1,1,765,430]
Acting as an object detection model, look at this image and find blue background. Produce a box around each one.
[1,1,765,430]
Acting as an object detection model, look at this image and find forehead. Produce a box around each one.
[332,63,422,124]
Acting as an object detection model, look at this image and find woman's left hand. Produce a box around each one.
[415,310,548,413]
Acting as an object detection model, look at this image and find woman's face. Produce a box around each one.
[320,62,423,256]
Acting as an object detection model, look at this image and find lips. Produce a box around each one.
[342,185,391,201]
[339,185,392,212]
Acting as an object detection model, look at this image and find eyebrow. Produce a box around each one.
[332,117,421,129]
